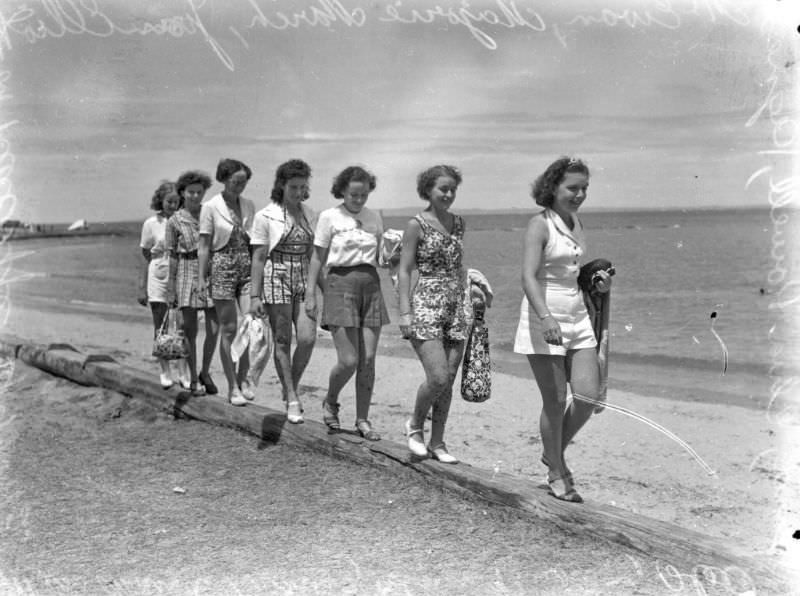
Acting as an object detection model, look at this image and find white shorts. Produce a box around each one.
[147,256,170,303]
[513,283,596,356]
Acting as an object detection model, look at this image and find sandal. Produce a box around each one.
[428,443,458,464]
[286,400,304,424]
[404,419,427,457]
[322,400,341,430]
[541,455,573,483]
[355,419,380,441]
[547,474,583,503]
[189,382,206,397]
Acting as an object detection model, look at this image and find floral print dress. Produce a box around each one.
[408,213,469,342]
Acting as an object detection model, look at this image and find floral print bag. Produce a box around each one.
[461,295,491,402]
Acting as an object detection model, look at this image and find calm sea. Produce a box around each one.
[5,208,787,375]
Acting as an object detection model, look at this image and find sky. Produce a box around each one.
[0,0,797,224]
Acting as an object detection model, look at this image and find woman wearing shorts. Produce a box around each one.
[397,164,468,464]
[514,156,612,502]
[249,159,317,424]
[166,170,220,396]
[139,180,183,389]
[305,165,389,441]
[198,158,256,406]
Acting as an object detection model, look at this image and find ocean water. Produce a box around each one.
[5,208,786,375]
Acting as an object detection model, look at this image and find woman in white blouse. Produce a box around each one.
[249,159,317,423]
[305,166,389,440]
[139,180,183,389]
[198,158,256,406]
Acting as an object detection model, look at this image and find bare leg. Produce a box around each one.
[527,354,570,480]
[290,299,317,400]
[429,339,464,448]
[561,348,600,449]
[410,338,464,447]
[354,327,381,421]
[267,303,297,403]
[214,299,239,398]
[200,307,219,377]
[327,326,359,406]
[180,307,199,385]
[234,294,251,386]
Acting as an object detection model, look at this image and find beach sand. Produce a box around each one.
[4,301,798,574]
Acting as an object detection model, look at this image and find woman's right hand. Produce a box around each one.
[137,288,148,307]
[398,313,413,339]
[541,315,563,346]
[249,297,265,318]
[304,296,317,321]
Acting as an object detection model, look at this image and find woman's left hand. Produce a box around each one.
[593,270,613,294]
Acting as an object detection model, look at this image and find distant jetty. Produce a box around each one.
[1,219,131,241]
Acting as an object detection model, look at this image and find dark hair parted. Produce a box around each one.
[416,164,462,200]
[176,170,213,195]
[150,180,177,211]
[216,158,252,183]
[270,159,312,204]
[531,156,590,207]
[330,166,377,199]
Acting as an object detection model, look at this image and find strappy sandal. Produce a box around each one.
[322,400,341,430]
[355,419,380,441]
[541,455,573,483]
[404,419,427,457]
[428,443,458,464]
[286,400,304,424]
[189,382,206,397]
[547,473,583,503]
[198,372,218,395]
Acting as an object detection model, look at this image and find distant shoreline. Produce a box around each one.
[3,227,130,242]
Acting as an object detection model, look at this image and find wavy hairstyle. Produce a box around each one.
[150,180,177,211]
[330,165,377,199]
[270,159,312,204]
[176,170,212,196]
[416,164,462,200]
[215,158,252,183]
[531,156,590,207]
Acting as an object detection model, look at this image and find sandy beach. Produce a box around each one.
[4,298,797,578]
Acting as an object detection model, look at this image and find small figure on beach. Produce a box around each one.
[139,180,186,389]
[165,170,221,396]
[198,159,256,406]
[397,165,469,464]
[305,166,390,441]
[249,159,318,423]
[513,156,612,503]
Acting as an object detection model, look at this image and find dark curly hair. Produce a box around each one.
[416,164,462,200]
[531,156,590,207]
[270,159,312,204]
[150,180,176,211]
[330,165,377,199]
[176,170,213,196]
[216,158,252,183]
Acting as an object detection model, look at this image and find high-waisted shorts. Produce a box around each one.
[263,252,309,305]
[322,264,389,329]
[211,247,251,301]
[513,280,596,356]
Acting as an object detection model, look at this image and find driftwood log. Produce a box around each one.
[0,335,789,594]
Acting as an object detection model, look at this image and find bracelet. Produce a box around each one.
[250,295,261,300]
[399,311,411,316]
[538,313,552,320]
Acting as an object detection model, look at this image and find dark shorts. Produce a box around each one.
[211,247,251,301]
[322,265,389,329]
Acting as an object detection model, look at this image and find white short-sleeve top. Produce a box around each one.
[313,205,383,268]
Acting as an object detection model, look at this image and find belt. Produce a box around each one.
[178,251,198,260]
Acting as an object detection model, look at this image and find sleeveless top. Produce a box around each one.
[414,213,465,280]
[537,208,585,284]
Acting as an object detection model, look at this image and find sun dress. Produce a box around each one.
[407,213,469,342]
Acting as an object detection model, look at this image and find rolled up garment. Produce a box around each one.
[579,258,614,413]
[231,314,272,386]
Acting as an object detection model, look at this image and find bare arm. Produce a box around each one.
[304,245,328,320]
[248,244,268,316]
[396,218,421,337]
[138,248,151,306]
[521,214,562,345]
